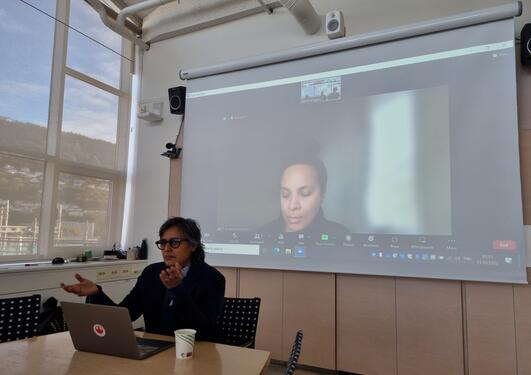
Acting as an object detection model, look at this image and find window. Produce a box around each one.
[0,0,132,260]
[67,0,121,88]
[0,0,55,156]
[54,172,111,248]
[61,76,119,168]
[0,155,44,257]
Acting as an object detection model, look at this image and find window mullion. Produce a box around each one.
[38,161,57,258]
[109,40,134,246]
[46,0,69,158]
[116,40,134,173]
[64,67,125,97]
[39,0,70,258]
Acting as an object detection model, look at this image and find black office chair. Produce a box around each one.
[37,297,67,336]
[285,330,304,375]
[0,294,41,343]
[217,297,261,348]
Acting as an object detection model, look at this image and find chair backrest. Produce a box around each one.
[37,297,68,336]
[217,297,261,348]
[285,330,304,375]
[0,294,41,343]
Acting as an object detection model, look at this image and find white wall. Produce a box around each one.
[128,0,531,265]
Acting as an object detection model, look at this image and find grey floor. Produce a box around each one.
[265,362,337,375]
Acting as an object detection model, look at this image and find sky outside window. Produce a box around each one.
[67,0,122,88]
[0,0,55,129]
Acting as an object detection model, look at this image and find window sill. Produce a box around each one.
[0,259,148,275]
[0,260,148,296]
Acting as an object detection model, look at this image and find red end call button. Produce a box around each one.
[492,240,517,251]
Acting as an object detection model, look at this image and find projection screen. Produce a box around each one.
[180,12,527,283]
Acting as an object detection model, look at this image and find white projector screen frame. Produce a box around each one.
[179,5,527,284]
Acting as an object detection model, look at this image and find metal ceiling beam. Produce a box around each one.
[85,0,149,49]
[148,1,282,44]
[83,0,143,35]
[116,0,175,26]
[106,0,143,27]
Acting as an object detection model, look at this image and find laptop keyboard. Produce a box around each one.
[136,337,173,356]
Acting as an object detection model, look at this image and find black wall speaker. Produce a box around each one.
[168,86,186,115]
[522,23,531,66]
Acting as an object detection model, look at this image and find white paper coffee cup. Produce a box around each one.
[174,328,196,359]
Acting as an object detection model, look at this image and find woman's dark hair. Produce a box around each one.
[158,217,205,264]
[280,156,328,195]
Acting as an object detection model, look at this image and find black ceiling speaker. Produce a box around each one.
[168,86,186,115]
[522,23,531,66]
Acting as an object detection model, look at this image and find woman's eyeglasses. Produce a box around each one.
[155,237,188,250]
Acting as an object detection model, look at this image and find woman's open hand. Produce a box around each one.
[60,273,99,296]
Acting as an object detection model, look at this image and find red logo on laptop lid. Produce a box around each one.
[93,324,106,337]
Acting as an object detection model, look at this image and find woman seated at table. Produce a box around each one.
[61,217,225,341]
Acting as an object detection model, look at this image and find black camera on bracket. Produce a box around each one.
[161,142,182,159]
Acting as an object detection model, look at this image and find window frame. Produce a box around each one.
[0,0,133,261]
[0,152,47,261]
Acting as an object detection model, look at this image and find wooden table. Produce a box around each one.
[0,331,271,375]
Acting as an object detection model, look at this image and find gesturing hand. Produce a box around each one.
[159,264,183,289]
[60,273,99,296]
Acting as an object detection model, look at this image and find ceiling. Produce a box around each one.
[97,0,272,36]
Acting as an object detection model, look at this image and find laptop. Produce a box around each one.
[61,301,174,359]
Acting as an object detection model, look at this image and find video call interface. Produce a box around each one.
[181,19,527,283]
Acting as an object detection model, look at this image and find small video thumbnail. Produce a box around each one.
[301,76,342,103]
